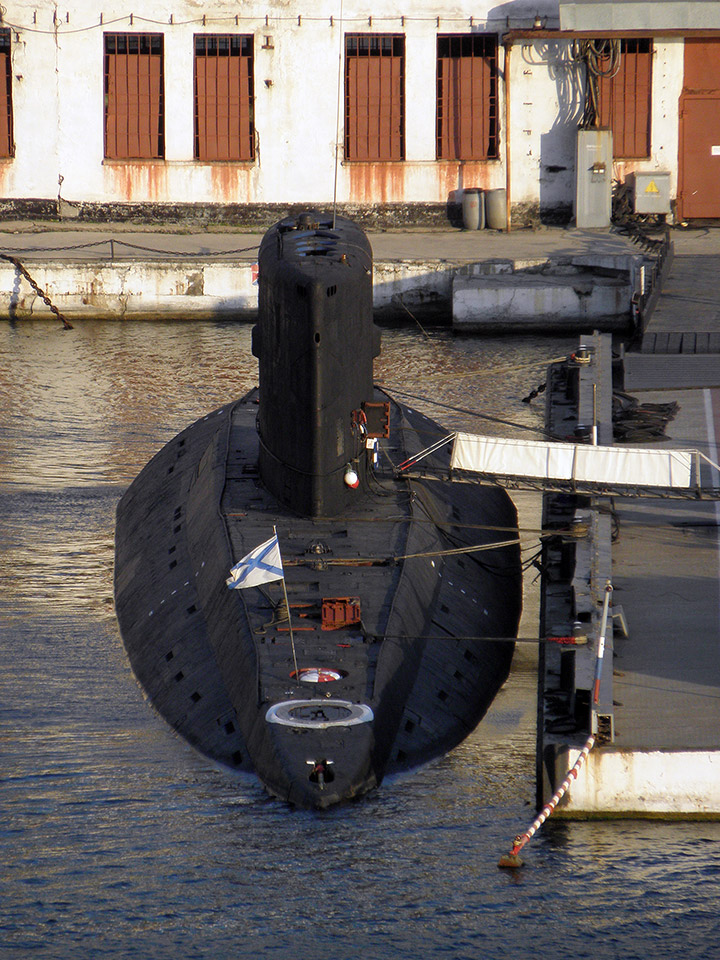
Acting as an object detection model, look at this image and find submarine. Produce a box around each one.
[114,213,522,809]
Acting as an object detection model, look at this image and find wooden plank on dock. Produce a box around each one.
[624,354,720,390]
[640,332,656,354]
[653,332,670,354]
[681,332,697,354]
[697,332,711,355]
[667,332,683,354]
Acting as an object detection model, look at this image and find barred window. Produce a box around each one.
[345,34,405,161]
[598,39,652,159]
[194,35,255,162]
[0,29,14,158]
[437,35,498,160]
[104,33,164,159]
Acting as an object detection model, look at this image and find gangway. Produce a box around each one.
[396,432,720,500]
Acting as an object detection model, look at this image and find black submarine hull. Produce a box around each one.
[114,214,522,809]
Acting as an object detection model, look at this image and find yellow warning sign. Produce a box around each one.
[645,180,660,194]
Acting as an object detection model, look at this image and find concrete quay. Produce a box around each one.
[539,323,720,818]
[0,219,678,327]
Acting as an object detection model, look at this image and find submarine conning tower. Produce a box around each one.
[252,212,381,518]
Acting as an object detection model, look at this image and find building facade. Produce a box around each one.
[0,1,719,224]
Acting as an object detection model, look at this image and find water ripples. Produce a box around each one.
[3,320,720,959]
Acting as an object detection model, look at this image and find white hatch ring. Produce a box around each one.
[265,700,374,729]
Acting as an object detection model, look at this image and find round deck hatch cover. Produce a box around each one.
[265,700,374,729]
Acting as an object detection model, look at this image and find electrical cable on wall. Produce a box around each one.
[572,38,621,129]
[1,12,506,35]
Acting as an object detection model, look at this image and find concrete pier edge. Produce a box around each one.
[540,331,720,820]
[0,221,673,329]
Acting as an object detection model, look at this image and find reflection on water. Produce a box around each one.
[2,319,720,959]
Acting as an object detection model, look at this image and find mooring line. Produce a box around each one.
[498,580,613,868]
[498,735,596,869]
[1,253,73,329]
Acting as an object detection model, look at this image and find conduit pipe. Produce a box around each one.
[504,40,512,231]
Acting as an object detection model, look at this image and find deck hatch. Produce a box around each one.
[266,699,373,728]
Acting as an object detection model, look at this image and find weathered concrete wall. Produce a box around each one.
[0,3,692,221]
[453,271,633,331]
[612,40,685,201]
[0,251,640,327]
[555,747,720,817]
[508,38,685,223]
[3,0,525,212]
[508,40,584,220]
[1,259,257,320]
[0,256,485,322]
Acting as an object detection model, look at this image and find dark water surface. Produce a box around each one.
[2,321,720,959]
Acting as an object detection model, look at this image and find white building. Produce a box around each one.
[0,0,719,225]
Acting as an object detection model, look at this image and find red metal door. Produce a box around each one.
[678,39,720,219]
[679,95,720,219]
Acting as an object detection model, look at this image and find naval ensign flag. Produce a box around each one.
[226,534,284,589]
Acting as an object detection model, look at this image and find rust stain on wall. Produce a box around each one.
[347,163,406,203]
[106,162,169,201]
[614,160,641,183]
[209,164,253,201]
[347,161,498,203]
[0,161,11,194]
[436,162,495,200]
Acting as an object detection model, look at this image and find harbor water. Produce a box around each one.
[2,319,720,959]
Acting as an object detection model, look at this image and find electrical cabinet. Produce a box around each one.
[575,128,613,228]
[631,171,671,214]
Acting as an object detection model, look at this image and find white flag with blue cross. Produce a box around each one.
[226,534,284,589]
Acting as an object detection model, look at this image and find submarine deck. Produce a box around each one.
[115,376,521,802]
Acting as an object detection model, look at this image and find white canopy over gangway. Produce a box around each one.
[398,432,720,499]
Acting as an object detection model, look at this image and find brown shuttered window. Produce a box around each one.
[0,30,14,158]
[437,34,498,161]
[194,35,255,162]
[345,34,405,161]
[598,39,652,159]
[104,33,164,159]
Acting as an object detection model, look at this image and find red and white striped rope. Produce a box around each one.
[499,580,614,866]
[510,734,596,857]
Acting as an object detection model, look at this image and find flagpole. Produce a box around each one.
[275,526,301,684]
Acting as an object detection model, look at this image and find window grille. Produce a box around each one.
[194,35,255,162]
[104,33,164,159]
[0,30,13,158]
[345,34,405,161]
[598,39,652,159]
[436,34,498,161]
